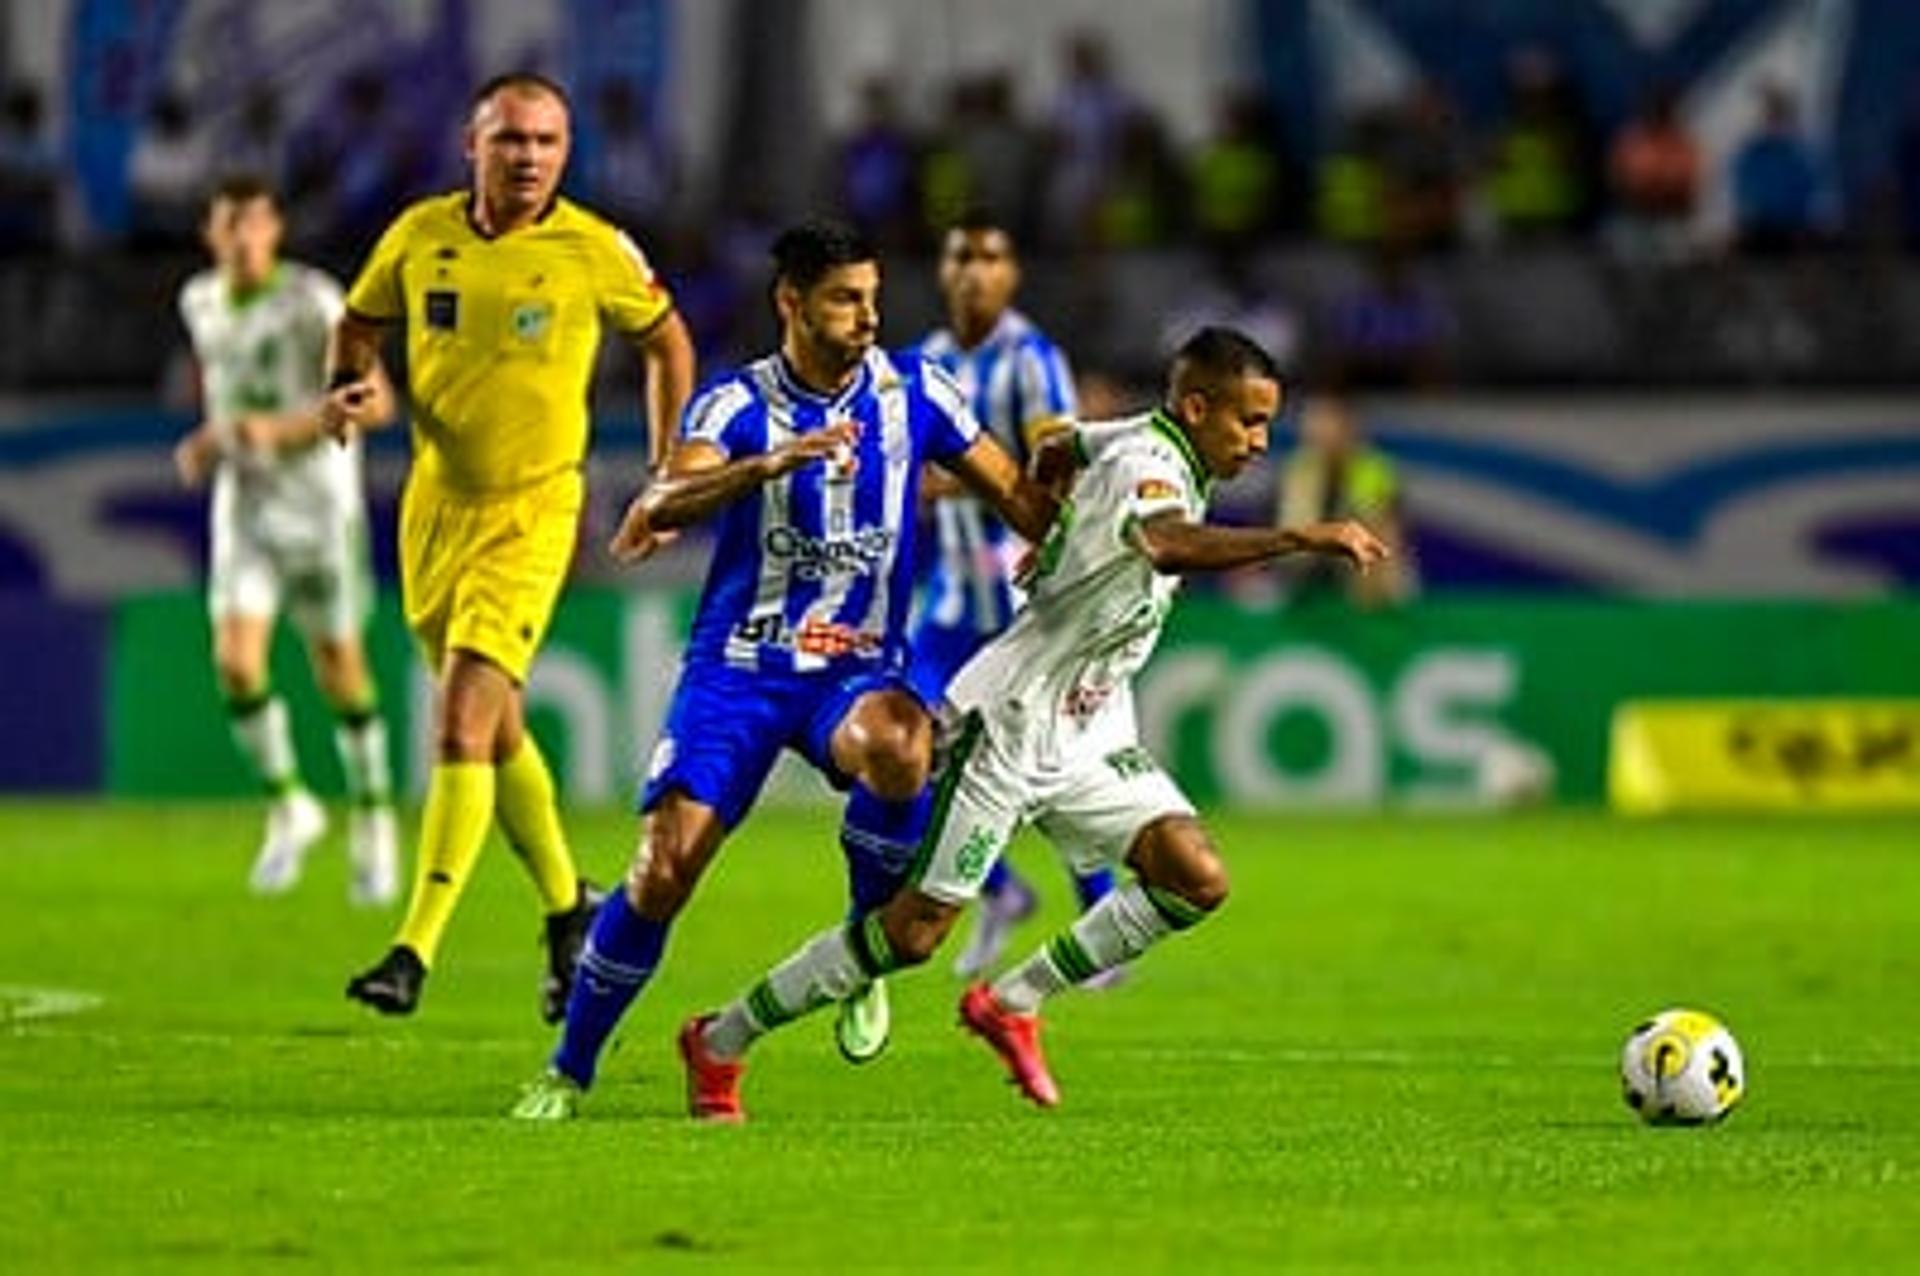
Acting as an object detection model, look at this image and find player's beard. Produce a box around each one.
[800,319,873,384]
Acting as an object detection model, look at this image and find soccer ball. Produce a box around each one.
[1620,1008,1745,1125]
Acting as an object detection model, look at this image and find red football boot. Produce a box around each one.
[958,982,1061,1108]
[677,1015,746,1123]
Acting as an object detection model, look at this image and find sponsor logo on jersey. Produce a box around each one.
[729,613,883,657]
[762,525,894,580]
[510,300,553,343]
[1135,478,1179,502]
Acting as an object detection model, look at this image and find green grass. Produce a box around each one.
[1,803,1916,1272]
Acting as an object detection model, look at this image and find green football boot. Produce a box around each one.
[509,1070,583,1121]
[835,977,891,1064]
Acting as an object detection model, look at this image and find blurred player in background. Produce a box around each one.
[675,329,1387,1119]
[325,73,696,1020]
[1277,393,1415,607]
[510,219,1061,1120]
[172,174,400,905]
[912,208,1117,983]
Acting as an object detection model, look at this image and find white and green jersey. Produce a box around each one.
[946,409,1212,768]
[178,261,361,545]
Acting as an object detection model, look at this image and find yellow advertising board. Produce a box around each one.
[1610,700,1920,814]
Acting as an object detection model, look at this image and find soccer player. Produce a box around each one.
[508,219,1059,1120]
[172,174,401,905]
[675,328,1388,1119]
[324,73,696,1020]
[911,208,1116,982]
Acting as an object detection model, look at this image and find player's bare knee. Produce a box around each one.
[863,728,929,800]
[310,638,368,705]
[433,712,494,762]
[215,658,262,702]
[1179,853,1231,914]
[841,692,932,799]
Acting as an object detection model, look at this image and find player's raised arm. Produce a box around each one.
[609,423,858,561]
[1128,511,1388,576]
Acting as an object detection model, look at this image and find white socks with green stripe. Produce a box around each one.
[333,705,392,807]
[991,881,1208,1013]
[229,693,300,796]
[703,914,897,1061]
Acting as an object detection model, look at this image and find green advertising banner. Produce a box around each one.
[107,590,1920,805]
[1145,597,1920,805]
[106,589,693,802]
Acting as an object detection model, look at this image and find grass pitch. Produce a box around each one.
[1,803,1916,1272]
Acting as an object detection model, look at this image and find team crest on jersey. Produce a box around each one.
[1135,478,1179,502]
[510,300,553,343]
[824,421,860,483]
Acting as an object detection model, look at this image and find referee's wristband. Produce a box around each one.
[327,368,365,391]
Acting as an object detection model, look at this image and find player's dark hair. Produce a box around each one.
[1169,326,1282,397]
[769,219,878,292]
[946,205,1016,250]
[206,173,279,212]
[470,72,571,117]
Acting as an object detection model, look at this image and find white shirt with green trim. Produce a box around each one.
[179,261,363,546]
[945,409,1211,769]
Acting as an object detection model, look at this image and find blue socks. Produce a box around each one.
[551,887,669,1087]
[840,783,929,918]
[1074,867,1116,912]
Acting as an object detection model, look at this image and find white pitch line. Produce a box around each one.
[0,985,104,1024]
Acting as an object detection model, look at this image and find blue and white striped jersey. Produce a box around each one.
[680,346,981,675]
[915,309,1076,635]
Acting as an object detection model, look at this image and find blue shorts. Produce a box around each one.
[640,661,920,829]
[906,613,994,707]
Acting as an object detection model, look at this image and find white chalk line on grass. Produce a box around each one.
[0,984,104,1024]
[7,1019,1914,1075]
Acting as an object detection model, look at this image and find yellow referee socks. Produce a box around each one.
[495,736,580,914]
[395,762,495,966]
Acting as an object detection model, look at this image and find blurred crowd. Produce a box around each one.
[6,34,1919,265]
[5,31,1920,393]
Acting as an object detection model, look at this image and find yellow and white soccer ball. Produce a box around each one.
[1620,1008,1745,1125]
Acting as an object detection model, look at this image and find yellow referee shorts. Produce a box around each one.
[399,468,584,683]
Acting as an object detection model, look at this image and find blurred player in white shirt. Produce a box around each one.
[173,175,400,904]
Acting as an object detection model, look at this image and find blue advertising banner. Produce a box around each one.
[0,598,107,791]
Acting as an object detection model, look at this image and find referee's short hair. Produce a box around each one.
[470,72,571,118]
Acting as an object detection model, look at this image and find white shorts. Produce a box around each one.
[208,512,370,641]
[912,708,1197,905]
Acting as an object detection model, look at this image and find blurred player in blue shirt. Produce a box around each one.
[913,209,1116,979]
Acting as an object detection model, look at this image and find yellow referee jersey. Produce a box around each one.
[346,192,674,494]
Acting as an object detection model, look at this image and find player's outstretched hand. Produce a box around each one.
[608,493,680,565]
[1299,519,1391,571]
[771,419,860,476]
[1027,428,1086,499]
